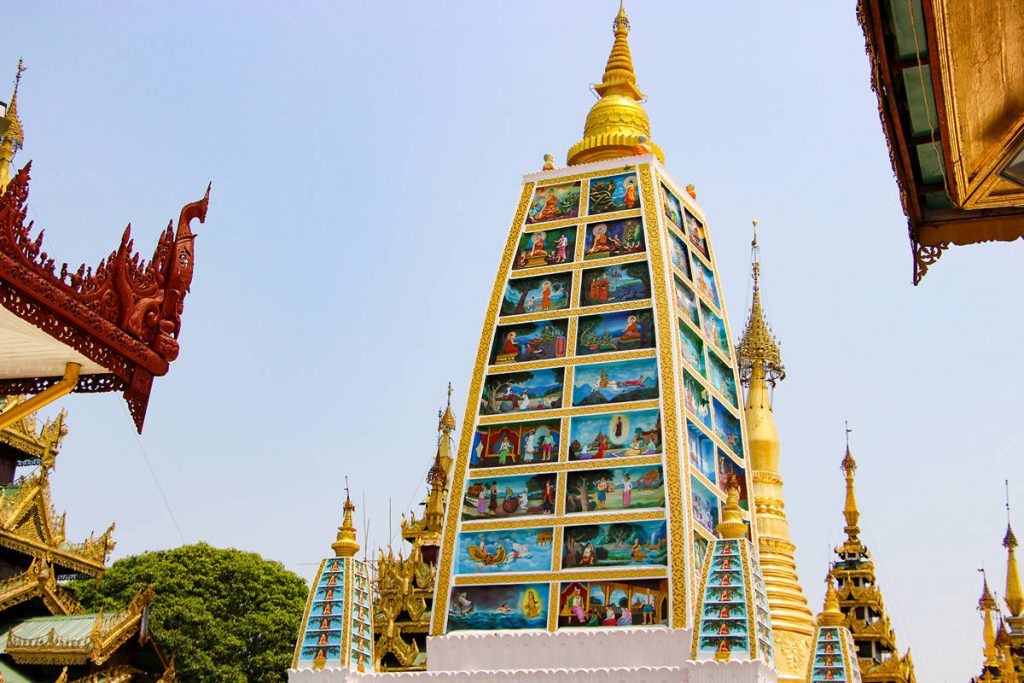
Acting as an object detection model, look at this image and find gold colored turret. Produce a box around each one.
[716,485,747,540]
[735,223,813,681]
[1005,523,1023,619]
[819,573,845,628]
[566,3,664,166]
[332,486,360,558]
[0,60,26,194]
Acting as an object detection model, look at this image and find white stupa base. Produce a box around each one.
[289,629,778,683]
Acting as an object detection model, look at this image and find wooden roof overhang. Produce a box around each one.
[859,0,1024,284]
[0,165,210,431]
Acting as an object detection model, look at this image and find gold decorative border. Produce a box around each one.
[465,454,662,479]
[742,541,758,660]
[504,251,647,280]
[476,398,660,426]
[521,208,643,236]
[486,347,656,375]
[454,567,666,586]
[527,163,640,188]
[460,508,663,533]
[498,297,652,325]
[432,182,537,635]
[547,582,560,631]
[342,558,353,666]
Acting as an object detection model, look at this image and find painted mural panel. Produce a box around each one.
[684,208,710,260]
[462,472,557,520]
[660,183,684,230]
[471,419,560,468]
[674,276,700,327]
[480,368,564,416]
[491,319,568,365]
[679,320,706,378]
[456,527,554,574]
[687,419,716,484]
[448,583,549,631]
[700,302,729,356]
[713,399,744,459]
[501,273,572,317]
[350,563,373,670]
[572,358,659,407]
[557,578,668,628]
[691,476,720,534]
[669,231,692,280]
[583,217,645,260]
[561,520,668,569]
[706,350,737,406]
[568,408,662,461]
[295,560,347,666]
[692,256,720,309]
[564,465,665,514]
[514,227,576,270]
[696,539,749,658]
[683,369,712,429]
[576,309,655,357]
[587,172,640,215]
[693,535,710,575]
[717,451,749,512]
[580,263,651,307]
[527,181,581,225]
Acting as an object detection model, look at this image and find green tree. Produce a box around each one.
[69,543,308,683]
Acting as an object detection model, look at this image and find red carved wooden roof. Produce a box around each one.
[0,163,210,431]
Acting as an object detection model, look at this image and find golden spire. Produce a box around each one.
[566,3,665,165]
[332,479,360,558]
[737,221,785,388]
[439,382,456,436]
[840,426,861,540]
[818,572,845,627]
[716,485,747,540]
[0,60,26,194]
[980,572,1001,667]
[1004,481,1023,620]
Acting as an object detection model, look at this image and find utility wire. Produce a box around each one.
[121,405,186,545]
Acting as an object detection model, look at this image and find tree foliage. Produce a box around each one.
[69,543,308,683]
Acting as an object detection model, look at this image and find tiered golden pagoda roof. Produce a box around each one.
[832,443,916,683]
[0,61,25,194]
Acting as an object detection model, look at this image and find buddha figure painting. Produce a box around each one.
[717,452,749,511]
[501,273,572,317]
[471,419,561,468]
[684,209,710,260]
[583,218,646,260]
[579,263,651,307]
[693,535,710,573]
[713,399,744,459]
[576,309,655,356]
[480,368,564,416]
[572,358,659,407]
[564,465,665,514]
[456,528,554,574]
[526,181,582,225]
[674,277,700,327]
[691,476,720,533]
[692,257,720,309]
[699,302,729,356]
[557,578,668,628]
[683,370,712,429]
[687,419,717,483]
[447,583,549,632]
[561,520,668,569]
[706,350,737,406]
[514,226,577,270]
[669,232,692,279]
[491,319,568,365]
[568,408,662,460]
[462,473,557,520]
[661,183,683,230]
[588,172,641,215]
[678,320,706,377]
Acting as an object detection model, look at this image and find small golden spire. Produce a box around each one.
[716,484,747,540]
[567,3,664,165]
[439,382,456,435]
[736,221,785,388]
[1,60,27,194]
[818,572,845,627]
[840,424,860,539]
[979,571,1000,666]
[332,478,360,558]
[1004,482,1023,618]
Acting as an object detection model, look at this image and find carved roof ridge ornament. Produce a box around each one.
[0,396,67,465]
[736,221,784,388]
[0,164,211,431]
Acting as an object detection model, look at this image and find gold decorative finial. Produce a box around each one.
[332,477,360,557]
[840,425,860,538]
[1004,480,1023,618]
[439,382,456,435]
[716,484,747,540]
[979,569,1001,666]
[736,220,784,387]
[818,571,845,626]
[566,3,665,165]
[542,153,555,171]
[1,60,27,194]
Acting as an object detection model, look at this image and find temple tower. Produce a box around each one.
[806,574,862,683]
[429,5,764,676]
[831,443,915,683]
[292,491,375,674]
[734,225,814,679]
[0,61,24,194]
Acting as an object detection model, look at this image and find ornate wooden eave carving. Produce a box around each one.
[0,164,211,431]
[0,397,66,465]
[0,557,83,615]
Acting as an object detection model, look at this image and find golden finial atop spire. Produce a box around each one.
[566,3,665,165]
[332,477,360,558]
[840,423,860,539]
[979,569,1001,666]
[1,60,26,194]
[716,484,747,540]
[1004,481,1023,618]
[818,572,845,627]
[736,220,785,388]
[439,382,456,435]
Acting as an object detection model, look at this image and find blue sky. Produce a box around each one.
[5,2,1021,680]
